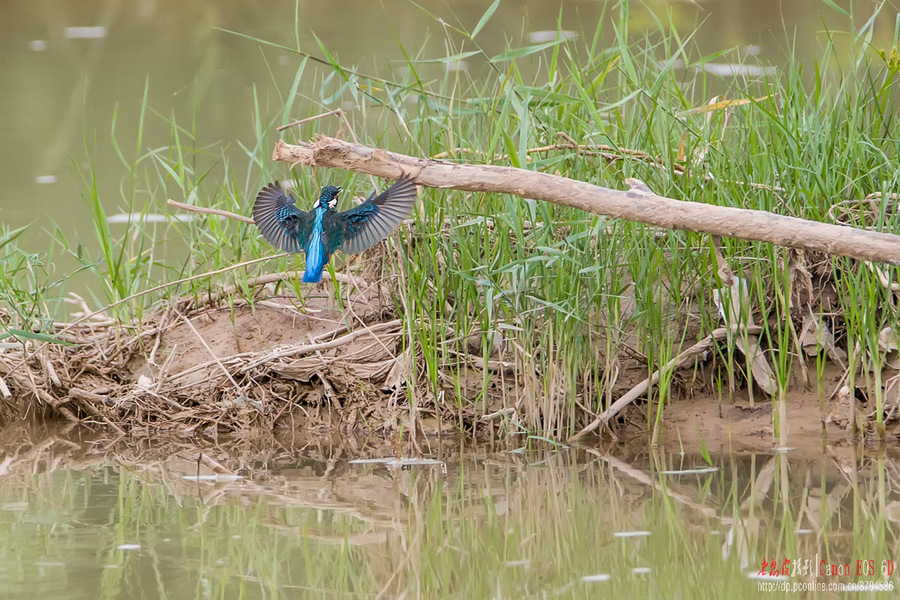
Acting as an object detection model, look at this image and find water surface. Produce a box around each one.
[1,426,897,598]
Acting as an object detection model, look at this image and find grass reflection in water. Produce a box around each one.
[0,429,896,598]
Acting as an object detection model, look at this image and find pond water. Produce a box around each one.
[0,426,897,598]
[0,0,894,253]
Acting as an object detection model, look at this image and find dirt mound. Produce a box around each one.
[0,278,509,436]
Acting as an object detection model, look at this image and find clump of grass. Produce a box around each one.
[367,1,899,439]
[0,225,61,333]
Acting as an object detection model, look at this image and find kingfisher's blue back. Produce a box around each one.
[253,176,417,283]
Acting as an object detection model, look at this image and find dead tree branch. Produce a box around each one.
[272,134,900,265]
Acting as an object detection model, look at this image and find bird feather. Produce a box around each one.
[252,176,417,284]
[339,176,417,255]
[252,183,314,254]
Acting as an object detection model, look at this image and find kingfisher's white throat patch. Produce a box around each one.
[328,189,341,209]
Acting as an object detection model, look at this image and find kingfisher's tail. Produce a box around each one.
[302,265,323,283]
[302,239,326,283]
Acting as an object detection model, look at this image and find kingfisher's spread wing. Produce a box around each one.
[252,183,314,254]
[338,175,417,255]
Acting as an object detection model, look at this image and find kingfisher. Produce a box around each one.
[252,175,417,283]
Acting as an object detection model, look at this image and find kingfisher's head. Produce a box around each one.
[317,185,342,209]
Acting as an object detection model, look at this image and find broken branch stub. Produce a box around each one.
[273,135,900,265]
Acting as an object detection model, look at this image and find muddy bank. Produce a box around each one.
[1,282,898,448]
[656,363,900,453]
[0,282,513,437]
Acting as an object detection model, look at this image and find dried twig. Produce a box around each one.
[568,325,762,442]
[176,310,245,395]
[165,199,254,224]
[242,319,402,372]
[164,316,391,386]
[67,388,126,436]
[480,407,517,422]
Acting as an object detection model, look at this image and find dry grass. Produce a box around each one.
[0,277,520,437]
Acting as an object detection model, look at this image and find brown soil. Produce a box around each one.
[0,279,509,437]
[660,369,830,454]
[1,281,898,447]
[657,363,900,453]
